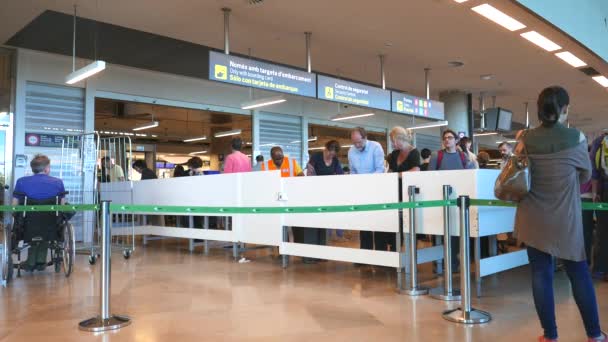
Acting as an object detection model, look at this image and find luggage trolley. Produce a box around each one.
[98,136,135,262]
[59,133,101,264]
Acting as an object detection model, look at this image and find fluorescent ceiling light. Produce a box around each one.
[290,136,318,143]
[331,113,375,121]
[473,132,499,137]
[183,136,207,143]
[454,0,469,3]
[132,121,159,131]
[189,150,208,155]
[555,51,587,68]
[65,60,106,84]
[592,75,608,87]
[407,120,448,130]
[241,96,287,110]
[214,129,242,138]
[472,4,526,31]
[309,144,353,151]
[520,31,561,52]
[497,140,517,144]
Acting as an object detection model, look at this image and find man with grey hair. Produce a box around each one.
[12,154,66,271]
[498,141,513,170]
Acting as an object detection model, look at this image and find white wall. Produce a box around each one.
[13,48,441,181]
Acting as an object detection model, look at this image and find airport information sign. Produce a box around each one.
[317,75,391,111]
[209,51,316,98]
[391,91,445,120]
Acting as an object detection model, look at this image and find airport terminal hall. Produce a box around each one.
[2,0,608,341]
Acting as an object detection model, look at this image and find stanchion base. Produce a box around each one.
[78,315,131,332]
[442,308,491,324]
[400,286,429,296]
[430,287,461,301]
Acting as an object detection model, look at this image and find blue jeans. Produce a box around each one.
[527,246,602,339]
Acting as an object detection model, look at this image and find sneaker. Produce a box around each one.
[538,336,557,342]
[588,332,607,342]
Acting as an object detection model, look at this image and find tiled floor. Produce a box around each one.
[1,239,606,341]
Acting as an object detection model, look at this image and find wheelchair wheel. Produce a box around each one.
[62,223,75,277]
[2,224,13,283]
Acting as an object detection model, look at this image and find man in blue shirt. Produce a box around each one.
[348,127,385,251]
[12,154,66,271]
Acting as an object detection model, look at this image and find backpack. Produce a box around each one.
[594,135,608,177]
[436,150,467,170]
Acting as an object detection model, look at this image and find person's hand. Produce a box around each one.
[593,193,601,203]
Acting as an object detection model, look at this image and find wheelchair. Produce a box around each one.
[1,192,75,283]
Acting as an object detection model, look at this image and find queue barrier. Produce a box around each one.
[2,198,608,330]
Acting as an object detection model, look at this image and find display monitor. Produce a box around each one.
[484,107,513,132]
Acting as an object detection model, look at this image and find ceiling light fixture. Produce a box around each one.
[183,136,207,143]
[480,74,494,80]
[330,113,375,121]
[454,0,469,3]
[497,140,517,144]
[66,60,106,85]
[241,96,287,110]
[555,51,587,68]
[407,120,448,130]
[189,150,208,155]
[214,129,242,138]
[132,121,159,131]
[520,31,561,52]
[65,5,106,84]
[290,136,318,143]
[592,75,608,87]
[473,132,499,137]
[471,4,526,31]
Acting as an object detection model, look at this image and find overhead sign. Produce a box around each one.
[209,51,316,98]
[317,75,391,111]
[391,92,445,120]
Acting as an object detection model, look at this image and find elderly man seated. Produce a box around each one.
[12,154,66,272]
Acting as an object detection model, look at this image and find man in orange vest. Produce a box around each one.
[261,146,304,177]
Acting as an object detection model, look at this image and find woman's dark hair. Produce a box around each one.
[231,137,243,151]
[421,148,432,159]
[459,136,471,153]
[187,157,203,169]
[325,140,341,153]
[132,160,148,170]
[173,165,186,177]
[537,86,569,126]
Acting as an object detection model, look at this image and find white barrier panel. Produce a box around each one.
[282,173,400,232]
[112,226,234,242]
[281,242,399,267]
[402,170,515,237]
[235,171,283,246]
[100,181,133,204]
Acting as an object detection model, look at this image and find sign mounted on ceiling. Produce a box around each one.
[391,91,445,120]
[317,75,391,111]
[208,51,316,98]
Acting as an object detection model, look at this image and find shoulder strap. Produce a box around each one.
[436,150,444,170]
[459,151,467,168]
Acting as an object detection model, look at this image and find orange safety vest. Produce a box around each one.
[261,157,297,177]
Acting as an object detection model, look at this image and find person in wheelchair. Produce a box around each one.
[12,154,67,272]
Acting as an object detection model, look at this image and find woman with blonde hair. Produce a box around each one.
[377,126,422,252]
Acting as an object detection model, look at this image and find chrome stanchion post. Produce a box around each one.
[396,208,404,291]
[281,226,289,268]
[442,196,491,324]
[403,186,428,296]
[79,200,131,332]
[431,185,461,301]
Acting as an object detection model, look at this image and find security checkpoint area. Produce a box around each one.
[1,0,608,341]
